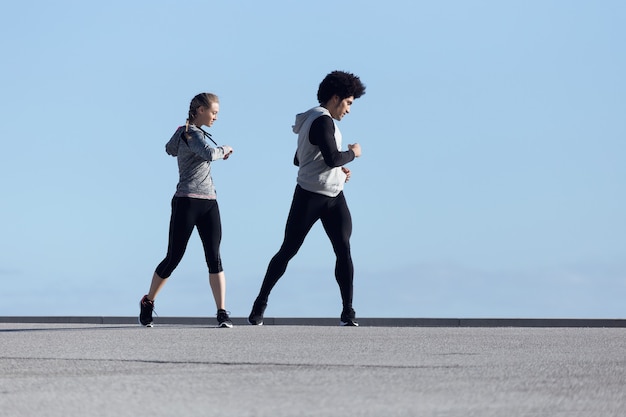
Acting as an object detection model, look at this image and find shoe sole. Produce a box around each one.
[340,321,359,327]
[218,322,233,328]
[247,318,263,326]
[138,317,153,327]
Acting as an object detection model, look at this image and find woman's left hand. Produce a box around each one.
[223,146,234,160]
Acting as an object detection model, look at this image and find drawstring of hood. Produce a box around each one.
[185,120,218,146]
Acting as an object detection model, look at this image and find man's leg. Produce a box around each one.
[321,192,354,312]
[256,186,323,302]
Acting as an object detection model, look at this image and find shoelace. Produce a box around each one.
[142,299,159,318]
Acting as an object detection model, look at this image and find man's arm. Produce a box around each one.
[309,115,355,167]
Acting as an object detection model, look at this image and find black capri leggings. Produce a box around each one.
[155,197,223,278]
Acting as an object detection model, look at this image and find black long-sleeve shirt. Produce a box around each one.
[294,115,355,167]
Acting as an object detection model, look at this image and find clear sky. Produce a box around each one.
[1,1,624,319]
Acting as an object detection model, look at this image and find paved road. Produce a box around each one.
[1,323,624,416]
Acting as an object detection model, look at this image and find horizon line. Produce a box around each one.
[1,316,625,327]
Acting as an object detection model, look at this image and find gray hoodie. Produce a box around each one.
[293,106,347,197]
[165,125,230,199]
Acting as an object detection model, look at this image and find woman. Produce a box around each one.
[139,93,234,328]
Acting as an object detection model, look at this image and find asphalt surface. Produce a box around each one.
[1,322,625,417]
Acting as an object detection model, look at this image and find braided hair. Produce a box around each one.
[182,93,219,145]
[185,93,219,132]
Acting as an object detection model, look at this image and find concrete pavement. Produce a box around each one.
[1,320,625,416]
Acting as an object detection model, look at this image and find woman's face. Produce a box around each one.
[197,101,220,127]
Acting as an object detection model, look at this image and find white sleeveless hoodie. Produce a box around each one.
[293,106,347,197]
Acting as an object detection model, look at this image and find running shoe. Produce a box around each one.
[248,299,267,325]
[340,308,359,327]
[217,309,233,328]
[139,295,154,327]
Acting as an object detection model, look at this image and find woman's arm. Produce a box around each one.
[187,130,233,161]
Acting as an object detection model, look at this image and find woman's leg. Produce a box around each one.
[196,200,226,310]
[209,272,226,310]
[147,271,167,301]
[140,197,197,326]
[154,197,198,282]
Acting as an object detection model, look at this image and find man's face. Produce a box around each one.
[328,95,354,121]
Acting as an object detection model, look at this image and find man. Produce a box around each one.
[248,70,366,326]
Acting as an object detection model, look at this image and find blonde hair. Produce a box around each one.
[185,93,219,131]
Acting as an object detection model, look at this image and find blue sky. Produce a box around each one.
[1,1,624,319]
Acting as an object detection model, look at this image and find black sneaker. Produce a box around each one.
[217,309,233,328]
[340,308,359,327]
[139,295,154,327]
[248,299,267,325]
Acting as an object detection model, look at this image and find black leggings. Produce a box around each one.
[155,197,223,278]
[257,185,354,310]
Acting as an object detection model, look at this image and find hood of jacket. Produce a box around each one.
[165,126,186,157]
[292,106,330,134]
